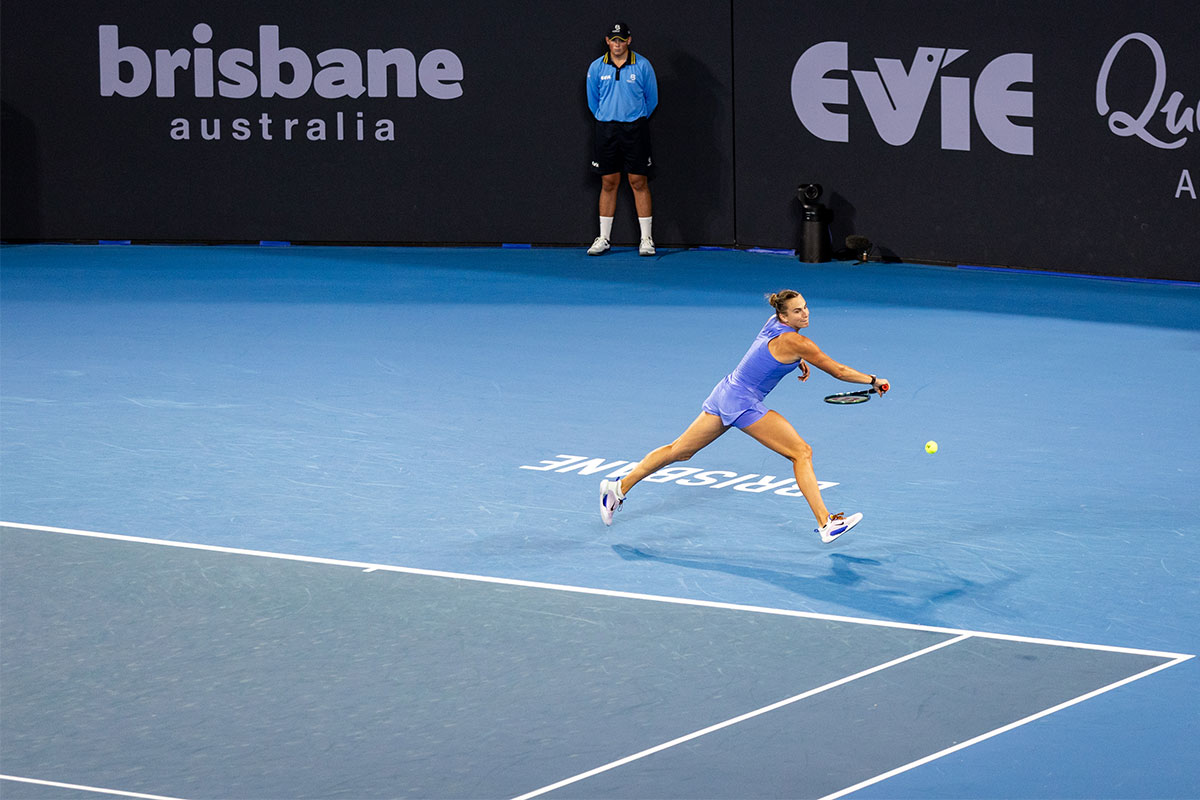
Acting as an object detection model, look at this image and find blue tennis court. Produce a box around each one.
[2,244,1198,799]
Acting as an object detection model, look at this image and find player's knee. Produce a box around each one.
[791,440,813,463]
[628,174,648,192]
[601,174,621,191]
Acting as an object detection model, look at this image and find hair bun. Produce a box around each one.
[766,289,799,313]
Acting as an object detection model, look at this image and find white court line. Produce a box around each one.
[1,520,1191,660]
[510,634,973,800]
[818,653,1193,800]
[0,775,189,800]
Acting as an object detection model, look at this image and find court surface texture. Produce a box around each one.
[1,244,1197,800]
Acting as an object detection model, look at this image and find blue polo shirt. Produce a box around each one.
[586,51,658,122]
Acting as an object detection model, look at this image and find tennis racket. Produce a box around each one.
[824,385,887,404]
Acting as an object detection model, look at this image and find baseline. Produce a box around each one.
[0,521,1190,660]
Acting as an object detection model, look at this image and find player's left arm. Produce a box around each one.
[774,333,888,392]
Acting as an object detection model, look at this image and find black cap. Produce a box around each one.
[605,21,631,40]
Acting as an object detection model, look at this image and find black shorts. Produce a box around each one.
[592,118,654,177]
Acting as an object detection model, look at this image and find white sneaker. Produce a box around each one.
[639,237,656,256]
[599,479,625,526]
[816,512,862,543]
[587,237,610,256]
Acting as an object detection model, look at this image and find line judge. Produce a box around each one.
[585,21,659,257]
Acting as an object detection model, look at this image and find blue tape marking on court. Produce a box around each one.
[2,243,1198,797]
[956,263,1200,287]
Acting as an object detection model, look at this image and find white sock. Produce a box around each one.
[638,216,653,240]
[599,216,613,241]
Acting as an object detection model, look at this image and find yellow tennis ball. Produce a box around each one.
[925,440,938,454]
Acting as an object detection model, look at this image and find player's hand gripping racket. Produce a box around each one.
[824,381,889,404]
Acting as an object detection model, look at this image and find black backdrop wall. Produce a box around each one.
[734,1,1199,280]
[0,1,734,249]
[2,1,1196,280]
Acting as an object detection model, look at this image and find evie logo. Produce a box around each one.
[791,41,1034,155]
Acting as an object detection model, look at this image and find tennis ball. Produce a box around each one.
[925,440,938,454]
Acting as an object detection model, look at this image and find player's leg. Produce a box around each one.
[741,410,862,541]
[620,412,727,494]
[601,412,728,525]
[741,410,829,525]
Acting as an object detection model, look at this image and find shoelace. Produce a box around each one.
[817,513,846,534]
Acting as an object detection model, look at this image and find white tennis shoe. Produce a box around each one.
[599,479,625,525]
[816,512,862,543]
[639,237,656,256]
[587,237,610,256]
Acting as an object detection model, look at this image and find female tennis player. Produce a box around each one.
[600,290,889,543]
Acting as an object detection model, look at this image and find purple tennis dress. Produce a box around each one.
[701,315,800,428]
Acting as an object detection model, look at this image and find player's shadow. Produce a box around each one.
[611,544,1018,627]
